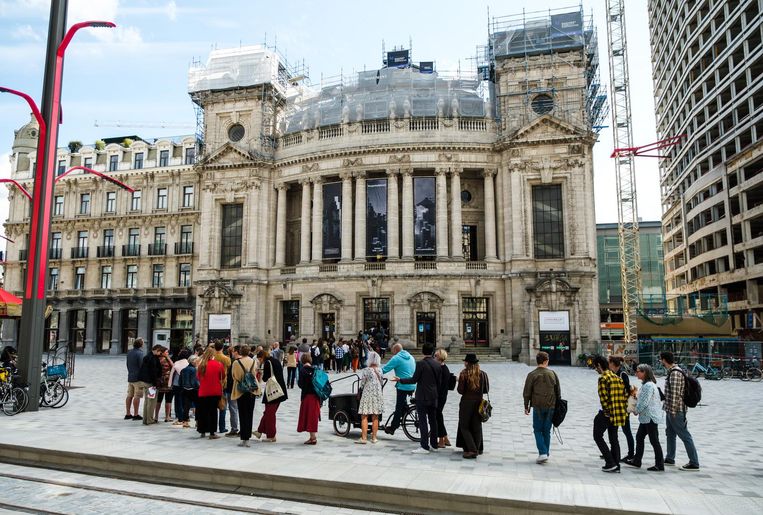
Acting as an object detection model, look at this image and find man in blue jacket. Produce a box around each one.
[382,343,416,435]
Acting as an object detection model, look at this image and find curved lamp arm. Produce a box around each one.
[0,178,33,201]
[59,21,116,57]
[55,166,135,193]
[0,87,45,130]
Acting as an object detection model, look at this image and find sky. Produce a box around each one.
[0,0,662,250]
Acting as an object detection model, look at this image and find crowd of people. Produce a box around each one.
[123,337,700,470]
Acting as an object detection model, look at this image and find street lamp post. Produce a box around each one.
[9,0,115,411]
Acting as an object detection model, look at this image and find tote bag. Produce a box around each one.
[265,359,285,402]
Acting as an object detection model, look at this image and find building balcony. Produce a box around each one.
[97,245,115,258]
[48,248,62,260]
[148,243,167,256]
[175,242,194,255]
[122,244,141,257]
[70,247,89,259]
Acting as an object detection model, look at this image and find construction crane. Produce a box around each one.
[604,0,641,347]
[94,120,195,130]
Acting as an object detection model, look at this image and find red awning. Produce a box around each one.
[0,288,22,317]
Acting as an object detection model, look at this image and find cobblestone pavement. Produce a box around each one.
[1,356,763,514]
[0,463,387,514]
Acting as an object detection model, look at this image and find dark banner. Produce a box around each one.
[551,12,582,37]
[419,61,434,74]
[323,182,342,259]
[387,50,409,68]
[366,179,388,258]
[414,177,436,255]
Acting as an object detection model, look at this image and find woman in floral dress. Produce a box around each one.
[356,351,384,444]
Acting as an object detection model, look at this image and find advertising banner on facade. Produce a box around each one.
[323,182,342,259]
[387,50,410,68]
[366,179,388,258]
[419,61,434,73]
[208,313,231,330]
[551,11,583,38]
[414,177,436,255]
[539,311,570,331]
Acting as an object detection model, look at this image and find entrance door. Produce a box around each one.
[416,312,437,346]
[282,300,300,344]
[321,313,336,340]
[539,331,571,365]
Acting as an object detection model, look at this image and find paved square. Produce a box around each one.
[1,356,762,514]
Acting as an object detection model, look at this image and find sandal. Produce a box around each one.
[355,439,367,445]
[303,439,317,445]
[371,438,378,444]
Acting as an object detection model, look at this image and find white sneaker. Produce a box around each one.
[411,448,431,455]
[536,454,549,464]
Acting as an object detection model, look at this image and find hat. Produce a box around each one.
[463,353,479,364]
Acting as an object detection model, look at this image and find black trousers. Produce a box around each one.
[621,414,635,457]
[287,367,297,388]
[181,390,197,422]
[196,395,220,435]
[237,393,256,440]
[416,403,439,450]
[633,421,664,468]
[593,411,621,467]
[436,399,448,438]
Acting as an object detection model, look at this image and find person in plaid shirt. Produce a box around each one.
[660,351,700,471]
[334,343,345,373]
[592,355,628,472]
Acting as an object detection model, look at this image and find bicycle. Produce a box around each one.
[0,367,28,416]
[40,362,69,408]
[689,361,724,380]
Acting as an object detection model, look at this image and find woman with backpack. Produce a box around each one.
[355,351,384,444]
[231,345,258,447]
[297,353,320,444]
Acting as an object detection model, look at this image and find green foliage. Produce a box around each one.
[122,138,133,148]
[67,140,82,153]
[95,139,106,151]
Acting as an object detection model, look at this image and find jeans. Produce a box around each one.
[665,411,699,466]
[593,411,621,467]
[416,403,438,450]
[634,421,664,468]
[621,414,635,457]
[389,389,412,432]
[181,389,197,422]
[287,367,297,388]
[228,396,239,432]
[532,407,554,456]
[218,392,230,433]
[172,385,184,422]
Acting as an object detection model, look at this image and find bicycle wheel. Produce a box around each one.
[2,387,28,415]
[722,367,732,380]
[43,382,66,408]
[49,385,69,408]
[401,406,421,442]
[746,368,762,382]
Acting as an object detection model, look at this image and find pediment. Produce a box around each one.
[201,143,261,169]
[507,115,587,145]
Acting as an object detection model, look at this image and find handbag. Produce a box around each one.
[447,373,457,391]
[477,373,492,422]
[264,359,285,402]
[217,396,227,410]
[551,372,568,428]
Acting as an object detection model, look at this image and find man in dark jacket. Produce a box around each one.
[125,338,145,420]
[137,344,163,425]
[398,343,442,453]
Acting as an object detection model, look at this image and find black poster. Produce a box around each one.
[414,177,436,255]
[366,179,387,258]
[387,50,410,68]
[322,182,342,259]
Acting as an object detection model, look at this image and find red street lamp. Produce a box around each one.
[4,0,115,412]
[55,166,135,192]
[0,179,32,201]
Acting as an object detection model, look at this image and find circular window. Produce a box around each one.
[29,129,38,138]
[228,123,245,142]
[531,94,554,115]
[461,190,473,204]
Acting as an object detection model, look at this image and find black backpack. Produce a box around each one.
[670,368,702,408]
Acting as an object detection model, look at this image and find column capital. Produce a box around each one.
[482,168,497,178]
[449,166,463,176]
[310,175,323,185]
[353,170,367,180]
[435,167,449,176]
[275,182,290,191]
[298,177,312,186]
[385,169,400,177]
[400,168,413,177]
[339,171,353,181]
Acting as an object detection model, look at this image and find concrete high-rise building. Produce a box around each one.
[649,0,763,336]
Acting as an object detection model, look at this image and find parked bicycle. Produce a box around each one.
[0,367,28,416]
[689,361,724,380]
[40,362,69,408]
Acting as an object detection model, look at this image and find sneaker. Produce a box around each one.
[124,414,133,420]
[664,459,675,466]
[411,448,430,454]
[536,454,549,464]
[226,430,239,437]
[172,421,184,426]
[602,464,620,473]
[132,415,143,421]
[680,463,700,471]
[253,431,262,439]
[371,438,378,444]
[355,439,368,445]
[647,466,664,471]
[622,458,641,468]
[237,440,248,447]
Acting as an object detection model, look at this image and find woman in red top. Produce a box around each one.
[196,346,225,440]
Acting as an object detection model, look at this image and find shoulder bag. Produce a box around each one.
[551,371,568,427]
[264,359,285,402]
[477,372,492,422]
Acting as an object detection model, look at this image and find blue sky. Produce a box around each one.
[0,0,661,238]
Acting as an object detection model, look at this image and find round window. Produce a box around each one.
[461,190,473,204]
[29,129,38,138]
[228,123,245,142]
[531,94,554,115]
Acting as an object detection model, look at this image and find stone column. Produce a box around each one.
[450,168,464,260]
[483,169,498,261]
[340,172,354,262]
[354,172,367,261]
[274,183,288,267]
[435,168,449,260]
[83,308,96,355]
[299,179,312,264]
[247,184,260,266]
[311,177,323,263]
[401,169,414,260]
[386,170,400,260]
[56,309,69,350]
[138,306,150,342]
[110,308,122,355]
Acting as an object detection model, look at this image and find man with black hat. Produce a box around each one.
[396,343,442,453]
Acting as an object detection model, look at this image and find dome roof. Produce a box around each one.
[13,113,40,154]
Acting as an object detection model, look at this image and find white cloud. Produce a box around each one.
[11,24,42,41]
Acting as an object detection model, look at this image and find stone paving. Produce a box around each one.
[1,356,763,514]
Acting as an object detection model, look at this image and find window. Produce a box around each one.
[79,193,90,215]
[228,124,245,142]
[100,266,112,289]
[362,298,390,334]
[178,263,191,287]
[102,229,114,247]
[51,232,62,259]
[182,185,194,208]
[130,190,141,211]
[77,231,88,249]
[159,149,169,167]
[220,204,244,268]
[53,195,64,216]
[184,147,195,165]
[74,267,86,290]
[48,268,59,290]
[177,225,193,254]
[462,297,489,347]
[105,191,116,213]
[154,226,166,246]
[134,152,143,169]
[57,159,66,176]
[108,154,118,172]
[532,185,564,259]
[97,310,113,353]
[128,228,140,246]
[152,264,165,288]
[83,157,92,169]
[126,265,138,288]
[156,187,167,209]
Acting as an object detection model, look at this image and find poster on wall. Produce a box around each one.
[366,179,388,258]
[208,314,231,330]
[413,177,436,255]
[539,311,570,331]
[323,182,342,259]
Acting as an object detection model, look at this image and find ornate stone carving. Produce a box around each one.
[339,171,353,181]
[407,291,444,312]
[200,279,242,313]
[342,157,363,168]
[388,154,410,164]
[310,293,342,313]
[482,168,497,178]
[301,163,319,174]
[438,153,459,163]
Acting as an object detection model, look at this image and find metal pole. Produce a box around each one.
[16,0,68,411]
